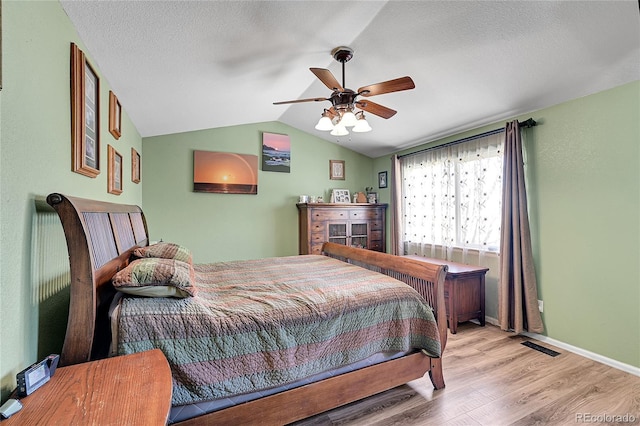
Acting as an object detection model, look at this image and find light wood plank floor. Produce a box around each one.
[293,323,640,425]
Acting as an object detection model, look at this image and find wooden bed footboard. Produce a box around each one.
[47,193,448,425]
[321,242,449,353]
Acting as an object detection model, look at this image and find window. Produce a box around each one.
[401,131,504,255]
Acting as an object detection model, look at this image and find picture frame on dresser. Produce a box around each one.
[71,43,100,178]
[332,189,350,203]
[109,91,122,139]
[107,145,123,195]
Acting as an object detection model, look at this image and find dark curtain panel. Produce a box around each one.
[498,120,544,333]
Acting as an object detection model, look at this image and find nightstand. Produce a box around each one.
[3,349,172,425]
[404,255,489,334]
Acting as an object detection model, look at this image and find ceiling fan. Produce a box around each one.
[273,46,415,135]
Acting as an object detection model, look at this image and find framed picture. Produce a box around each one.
[332,189,351,204]
[330,160,345,180]
[131,148,141,183]
[378,171,388,188]
[71,43,100,178]
[107,145,123,195]
[109,91,122,139]
[193,150,258,195]
[262,132,290,173]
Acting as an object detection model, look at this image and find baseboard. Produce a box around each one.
[480,316,640,377]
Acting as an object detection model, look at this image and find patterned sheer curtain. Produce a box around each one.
[400,131,504,259]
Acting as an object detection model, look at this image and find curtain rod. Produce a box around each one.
[398,118,537,159]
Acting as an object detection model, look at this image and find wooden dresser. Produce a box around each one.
[297,203,387,255]
[404,255,489,334]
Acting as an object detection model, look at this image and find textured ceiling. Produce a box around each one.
[60,1,640,158]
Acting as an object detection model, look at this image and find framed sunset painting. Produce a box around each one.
[193,150,258,195]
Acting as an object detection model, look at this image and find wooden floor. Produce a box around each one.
[293,323,640,425]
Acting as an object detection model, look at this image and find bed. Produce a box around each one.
[46,192,449,425]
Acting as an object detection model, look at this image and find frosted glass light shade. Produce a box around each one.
[315,116,334,131]
[330,124,349,136]
[339,111,357,127]
[352,117,372,132]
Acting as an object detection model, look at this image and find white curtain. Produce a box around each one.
[401,131,504,260]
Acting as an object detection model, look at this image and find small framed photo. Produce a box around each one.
[332,189,351,203]
[378,171,388,188]
[330,160,345,180]
[131,148,141,184]
[109,91,122,139]
[107,145,123,195]
[71,43,100,178]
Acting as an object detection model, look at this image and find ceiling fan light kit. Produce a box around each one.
[274,46,415,137]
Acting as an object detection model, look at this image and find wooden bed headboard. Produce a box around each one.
[46,193,149,366]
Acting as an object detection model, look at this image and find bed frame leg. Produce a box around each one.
[429,357,445,389]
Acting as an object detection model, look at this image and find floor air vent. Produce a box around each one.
[521,341,561,357]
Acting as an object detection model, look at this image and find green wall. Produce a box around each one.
[142,122,376,262]
[374,81,640,368]
[1,1,637,407]
[0,1,142,401]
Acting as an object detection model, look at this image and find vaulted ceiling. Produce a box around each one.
[61,1,640,158]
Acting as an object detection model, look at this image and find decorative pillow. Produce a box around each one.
[112,258,197,298]
[133,242,193,265]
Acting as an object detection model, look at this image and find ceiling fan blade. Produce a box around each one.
[356,100,397,119]
[310,68,344,92]
[273,97,328,105]
[358,76,415,97]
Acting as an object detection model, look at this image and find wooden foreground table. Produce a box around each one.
[4,349,172,425]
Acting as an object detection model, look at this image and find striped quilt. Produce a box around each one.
[116,255,441,406]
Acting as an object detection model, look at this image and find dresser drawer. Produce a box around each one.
[349,208,381,220]
[370,230,383,241]
[369,220,384,231]
[311,209,349,221]
[369,240,384,251]
[310,222,326,233]
[310,231,326,245]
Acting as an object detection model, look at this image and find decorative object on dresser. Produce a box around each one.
[70,43,100,178]
[329,159,345,180]
[355,192,367,203]
[298,202,387,254]
[404,255,489,333]
[108,91,122,139]
[107,145,122,195]
[2,350,172,425]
